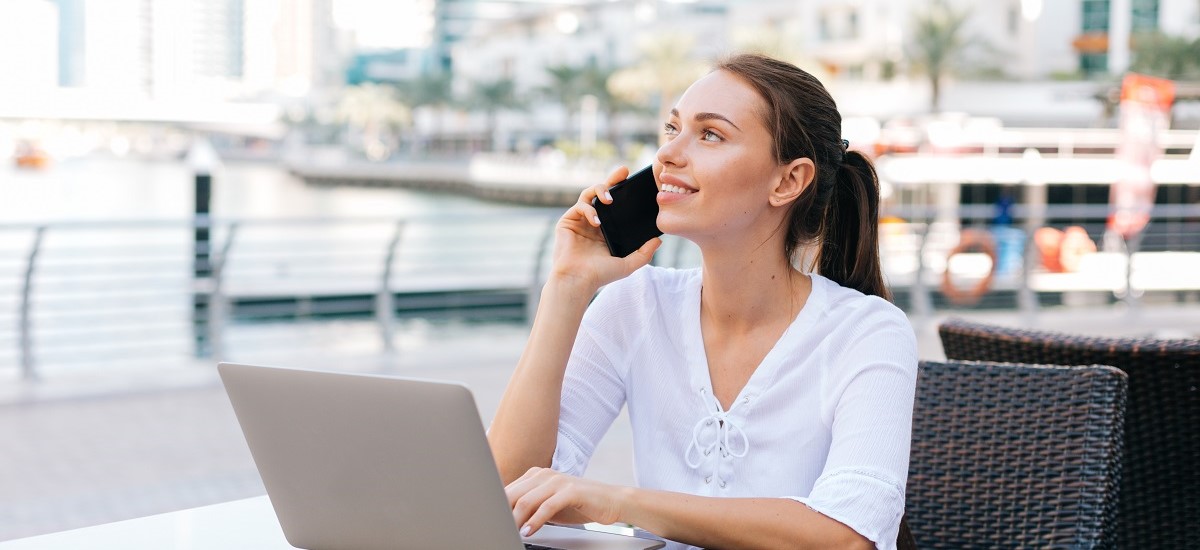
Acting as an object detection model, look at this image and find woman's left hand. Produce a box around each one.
[506,467,626,537]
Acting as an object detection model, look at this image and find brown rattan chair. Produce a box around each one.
[938,318,1200,548]
[905,360,1127,549]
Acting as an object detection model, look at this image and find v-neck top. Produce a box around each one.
[551,266,918,550]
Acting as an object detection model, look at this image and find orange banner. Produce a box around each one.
[1108,73,1175,239]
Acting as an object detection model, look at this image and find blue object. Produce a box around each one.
[990,226,1025,276]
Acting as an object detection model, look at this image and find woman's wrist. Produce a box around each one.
[542,272,601,301]
[615,485,644,528]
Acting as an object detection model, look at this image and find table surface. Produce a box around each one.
[0,496,668,550]
[0,496,295,549]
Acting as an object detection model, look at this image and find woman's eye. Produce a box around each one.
[702,130,722,142]
[663,123,679,136]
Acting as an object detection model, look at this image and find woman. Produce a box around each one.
[488,53,917,550]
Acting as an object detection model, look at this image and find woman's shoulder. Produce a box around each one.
[580,265,696,331]
[812,273,912,334]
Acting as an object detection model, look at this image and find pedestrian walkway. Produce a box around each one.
[2,304,1197,541]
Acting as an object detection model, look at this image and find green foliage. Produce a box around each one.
[335,83,410,129]
[399,72,456,109]
[909,0,970,75]
[609,34,706,120]
[469,78,523,112]
[542,65,588,111]
[1131,32,1200,80]
[1049,69,1086,81]
[552,139,617,161]
[907,0,975,111]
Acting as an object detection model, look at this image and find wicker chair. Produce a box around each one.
[905,360,1127,549]
[938,318,1200,548]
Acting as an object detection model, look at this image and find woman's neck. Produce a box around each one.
[698,242,810,334]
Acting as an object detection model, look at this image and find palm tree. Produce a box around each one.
[609,34,707,123]
[335,83,411,161]
[400,72,456,150]
[577,61,645,147]
[908,0,973,112]
[469,77,523,150]
[542,64,587,138]
[1132,32,1200,80]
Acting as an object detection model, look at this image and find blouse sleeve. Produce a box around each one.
[785,303,918,550]
[550,269,651,476]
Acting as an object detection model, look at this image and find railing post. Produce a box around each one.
[19,227,45,381]
[192,215,212,357]
[527,215,557,323]
[208,222,238,361]
[377,221,405,353]
[910,224,933,318]
[1018,230,1039,323]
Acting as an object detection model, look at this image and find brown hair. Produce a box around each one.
[714,53,890,301]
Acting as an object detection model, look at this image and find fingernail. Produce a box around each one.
[604,191,613,202]
[520,525,532,537]
[592,216,601,225]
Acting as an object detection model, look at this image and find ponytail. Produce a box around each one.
[818,150,890,301]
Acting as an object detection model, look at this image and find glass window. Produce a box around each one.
[1082,0,1110,32]
[1131,0,1159,31]
[1080,52,1108,75]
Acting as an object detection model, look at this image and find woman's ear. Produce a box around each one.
[770,158,815,207]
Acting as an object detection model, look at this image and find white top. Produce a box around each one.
[551,266,918,550]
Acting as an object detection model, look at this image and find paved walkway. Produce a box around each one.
[2,303,1197,541]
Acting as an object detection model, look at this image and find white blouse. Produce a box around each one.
[551,266,918,550]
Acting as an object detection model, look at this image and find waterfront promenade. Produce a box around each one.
[3,303,1198,542]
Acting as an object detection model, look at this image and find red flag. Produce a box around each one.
[1109,73,1174,239]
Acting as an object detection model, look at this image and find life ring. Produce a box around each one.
[941,228,997,306]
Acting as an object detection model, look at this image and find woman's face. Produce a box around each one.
[653,69,786,246]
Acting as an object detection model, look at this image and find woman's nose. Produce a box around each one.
[656,136,687,168]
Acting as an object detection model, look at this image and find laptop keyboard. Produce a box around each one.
[524,544,566,550]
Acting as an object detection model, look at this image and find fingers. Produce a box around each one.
[567,196,602,229]
[509,471,565,534]
[570,166,629,228]
[520,492,574,537]
[505,467,545,508]
[622,237,663,270]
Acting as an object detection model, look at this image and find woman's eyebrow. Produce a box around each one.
[669,108,741,131]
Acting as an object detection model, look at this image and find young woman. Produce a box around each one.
[487,53,917,550]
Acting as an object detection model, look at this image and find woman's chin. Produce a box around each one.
[654,215,686,236]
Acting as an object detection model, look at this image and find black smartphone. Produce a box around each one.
[592,165,663,258]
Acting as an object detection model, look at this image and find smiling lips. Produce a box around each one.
[660,183,696,195]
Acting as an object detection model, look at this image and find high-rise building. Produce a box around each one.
[192,0,245,80]
[0,0,59,91]
[55,0,85,87]
[433,0,477,73]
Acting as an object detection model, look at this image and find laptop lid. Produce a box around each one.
[217,362,662,550]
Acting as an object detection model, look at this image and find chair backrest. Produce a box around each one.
[938,318,1200,547]
[907,360,1126,549]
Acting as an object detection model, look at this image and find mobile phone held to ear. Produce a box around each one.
[592,165,663,258]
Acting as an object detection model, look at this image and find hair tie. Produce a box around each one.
[838,139,849,164]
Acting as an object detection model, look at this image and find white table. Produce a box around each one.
[0,496,295,549]
[1,497,665,549]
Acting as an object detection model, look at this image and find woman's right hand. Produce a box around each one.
[548,166,661,293]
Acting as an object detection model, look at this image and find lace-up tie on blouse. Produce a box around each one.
[684,388,750,488]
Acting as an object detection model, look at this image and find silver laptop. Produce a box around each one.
[218,362,664,550]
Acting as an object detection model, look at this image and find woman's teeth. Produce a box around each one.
[661,184,695,195]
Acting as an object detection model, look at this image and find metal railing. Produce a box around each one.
[3,205,1198,380]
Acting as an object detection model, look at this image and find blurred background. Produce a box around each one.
[1,0,1199,543]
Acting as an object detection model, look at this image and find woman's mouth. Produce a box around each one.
[660,184,696,195]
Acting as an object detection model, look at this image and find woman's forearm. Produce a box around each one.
[487,276,595,484]
[618,488,873,550]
